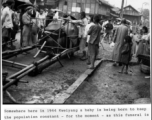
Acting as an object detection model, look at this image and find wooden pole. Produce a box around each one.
[120,0,125,18]
[2,60,28,69]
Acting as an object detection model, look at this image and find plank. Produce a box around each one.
[53,59,106,104]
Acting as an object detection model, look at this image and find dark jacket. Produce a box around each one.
[120,43,132,64]
[88,24,102,45]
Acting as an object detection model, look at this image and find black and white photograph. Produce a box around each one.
[2,0,151,105]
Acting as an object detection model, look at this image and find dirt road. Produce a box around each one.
[3,33,150,104]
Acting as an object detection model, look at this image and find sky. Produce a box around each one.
[106,0,150,11]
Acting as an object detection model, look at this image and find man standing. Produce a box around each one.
[1,0,15,50]
[104,19,113,44]
[112,19,129,66]
[44,8,48,17]
[70,12,88,60]
[38,9,46,28]
[22,8,34,47]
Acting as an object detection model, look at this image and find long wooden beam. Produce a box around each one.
[3,59,28,69]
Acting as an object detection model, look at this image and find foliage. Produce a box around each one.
[142,9,149,19]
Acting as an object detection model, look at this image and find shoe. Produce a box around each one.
[118,71,123,74]
[124,71,128,74]
[87,61,91,65]
[119,63,122,66]
[113,63,117,66]
[96,57,102,60]
[80,57,87,61]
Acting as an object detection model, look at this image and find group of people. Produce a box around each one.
[21,7,59,47]
[2,0,150,72]
[71,11,150,72]
[1,0,58,49]
[69,12,102,69]
[112,19,150,74]
[1,0,19,50]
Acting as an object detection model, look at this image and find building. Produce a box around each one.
[33,0,59,9]
[123,5,142,24]
[110,7,120,19]
[58,0,113,19]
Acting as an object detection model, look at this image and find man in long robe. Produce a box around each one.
[112,19,129,66]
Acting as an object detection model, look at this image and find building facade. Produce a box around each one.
[58,0,113,19]
[123,5,142,24]
[33,0,59,9]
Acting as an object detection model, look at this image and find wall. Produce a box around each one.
[58,0,111,17]
[123,15,141,24]
[123,6,140,16]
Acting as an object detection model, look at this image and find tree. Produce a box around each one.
[142,9,149,20]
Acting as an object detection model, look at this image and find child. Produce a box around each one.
[129,30,136,56]
[119,36,132,74]
[87,15,102,69]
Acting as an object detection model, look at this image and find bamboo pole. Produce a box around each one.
[2,46,35,55]
[2,60,28,69]
[3,67,36,91]
[3,46,78,91]
[6,56,49,80]
[5,90,19,104]
[2,39,17,46]
[34,41,46,58]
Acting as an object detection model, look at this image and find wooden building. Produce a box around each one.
[123,5,142,24]
[58,0,113,19]
[34,0,59,9]
[110,7,120,19]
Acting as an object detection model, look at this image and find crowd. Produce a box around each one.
[2,0,150,72]
[1,0,58,50]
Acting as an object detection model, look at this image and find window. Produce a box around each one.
[72,3,76,7]
[63,5,68,12]
[77,0,81,2]
[85,3,90,13]
[86,0,91,3]
[77,3,81,8]
[125,7,129,10]
[76,3,81,12]
[68,1,72,12]
[90,4,95,14]
[72,2,76,12]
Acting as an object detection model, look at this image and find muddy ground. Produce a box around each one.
[65,61,150,104]
[3,33,150,104]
